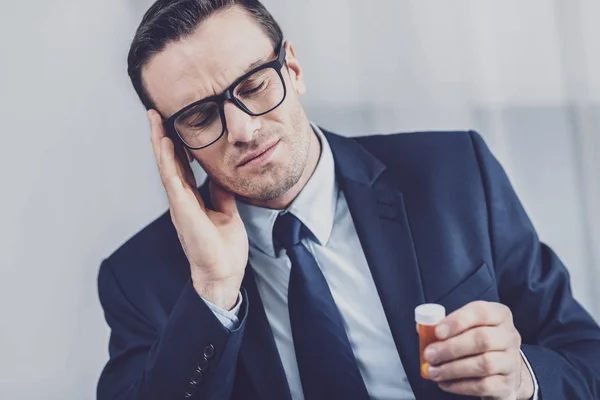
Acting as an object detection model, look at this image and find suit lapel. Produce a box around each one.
[326,131,452,399]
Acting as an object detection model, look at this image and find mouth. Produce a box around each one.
[237,139,281,168]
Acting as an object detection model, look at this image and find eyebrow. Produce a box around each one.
[241,56,270,75]
[194,55,270,98]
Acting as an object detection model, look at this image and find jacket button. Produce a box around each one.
[190,369,203,385]
[203,344,215,359]
[198,357,210,373]
[186,380,199,397]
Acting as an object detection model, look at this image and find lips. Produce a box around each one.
[237,139,280,167]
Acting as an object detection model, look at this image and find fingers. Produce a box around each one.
[422,301,523,399]
[148,109,206,212]
[427,350,516,382]
[158,137,186,201]
[209,180,239,217]
[171,136,206,211]
[159,138,211,225]
[148,110,182,197]
[436,301,511,340]
[147,110,186,209]
[148,110,166,163]
[425,326,518,364]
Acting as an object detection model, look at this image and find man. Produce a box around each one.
[97,0,600,399]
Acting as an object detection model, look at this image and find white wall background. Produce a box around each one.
[0,0,598,398]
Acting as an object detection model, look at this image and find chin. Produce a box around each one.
[234,164,305,202]
[244,178,295,201]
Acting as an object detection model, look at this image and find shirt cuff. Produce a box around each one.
[202,292,243,330]
[520,349,539,400]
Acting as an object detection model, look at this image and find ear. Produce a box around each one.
[283,41,306,96]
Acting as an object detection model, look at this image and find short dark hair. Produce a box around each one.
[127,0,284,111]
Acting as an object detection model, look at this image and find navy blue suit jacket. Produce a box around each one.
[97,130,600,399]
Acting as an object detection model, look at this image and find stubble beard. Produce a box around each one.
[204,107,312,202]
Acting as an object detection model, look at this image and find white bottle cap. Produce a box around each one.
[415,304,446,325]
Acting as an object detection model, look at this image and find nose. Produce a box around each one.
[223,102,261,144]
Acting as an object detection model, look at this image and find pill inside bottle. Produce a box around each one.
[415,303,446,379]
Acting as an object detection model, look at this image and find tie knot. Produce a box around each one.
[273,212,304,250]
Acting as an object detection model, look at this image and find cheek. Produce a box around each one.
[191,146,229,175]
[268,97,302,128]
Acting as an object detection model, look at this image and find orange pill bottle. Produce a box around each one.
[415,304,446,379]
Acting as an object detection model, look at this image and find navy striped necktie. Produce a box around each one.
[273,212,371,400]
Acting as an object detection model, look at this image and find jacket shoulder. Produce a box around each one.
[346,130,489,208]
[107,211,178,262]
[352,130,479,171]
[100,209,188,293]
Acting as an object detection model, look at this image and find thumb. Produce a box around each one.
[209,180,239,217]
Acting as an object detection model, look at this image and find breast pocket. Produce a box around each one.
[434,263,499,314]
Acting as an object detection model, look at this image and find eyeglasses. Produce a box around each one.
[163,41,288,150]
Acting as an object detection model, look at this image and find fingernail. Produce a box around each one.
[436,324,450,339]
[439,381,451,389]
[427,366,440,379]
[424,347,438,363]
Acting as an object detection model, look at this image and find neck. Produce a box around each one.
[246,126,321,210]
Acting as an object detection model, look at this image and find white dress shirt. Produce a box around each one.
[203,123,538,400]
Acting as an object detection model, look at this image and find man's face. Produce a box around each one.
[143,6,311,202]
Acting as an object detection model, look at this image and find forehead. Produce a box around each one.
[143,6,274,117]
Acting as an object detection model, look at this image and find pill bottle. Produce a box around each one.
[415,303,446,379]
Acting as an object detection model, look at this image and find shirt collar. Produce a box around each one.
[236,122,338,257]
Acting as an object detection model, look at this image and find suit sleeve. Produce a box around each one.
[469,130,600,399]
[97,257,248,400]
